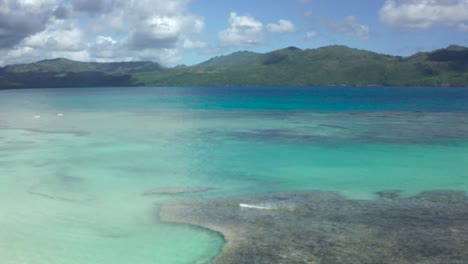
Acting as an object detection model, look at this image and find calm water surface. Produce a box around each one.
[1,86,467,264]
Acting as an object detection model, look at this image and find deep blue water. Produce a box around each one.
[1,86,468,112]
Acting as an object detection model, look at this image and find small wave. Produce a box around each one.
[238,203,274,210]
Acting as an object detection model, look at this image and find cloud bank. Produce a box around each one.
[0,0,206,66]
[266,19,297,33]
[326,16,370,39]
[218,12,264,47]
[0,0,60,49]
[379,0,468,30]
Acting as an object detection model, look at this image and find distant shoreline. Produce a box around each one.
[1,45,467,89]
[1,85,468,91]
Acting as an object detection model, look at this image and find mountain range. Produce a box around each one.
[1,45,467,88]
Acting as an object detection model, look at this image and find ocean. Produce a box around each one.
[1,86,467,264]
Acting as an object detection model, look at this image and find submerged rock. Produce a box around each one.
[160,190,468,264]
[376,190,402,200]
[142,187,212,196]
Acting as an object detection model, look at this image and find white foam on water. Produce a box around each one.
[239,203,274,210]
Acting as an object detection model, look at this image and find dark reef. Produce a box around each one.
[160,190,468,264]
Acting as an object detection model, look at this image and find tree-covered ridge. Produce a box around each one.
[1,45,467,88]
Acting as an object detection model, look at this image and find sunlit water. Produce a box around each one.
[1,86,467,264]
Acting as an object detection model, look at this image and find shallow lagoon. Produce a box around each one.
[1,86,468,263]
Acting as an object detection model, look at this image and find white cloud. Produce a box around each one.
[92,0,195,33]
[379,0,468,29]
[23,19,87,52]
[2,13,90,63]
[96,36,117,45]
[89,35,185,65]
[128,16,183,49]
[306,31,318,39]
[90,0,205,64]
[327,16,370,39]
[91,36,124,61]
[219,12,264,47]
[458,23,468,31]
[49,50,90,62]
[0,0,60,48]
[266,19,297,33]
[128,14,204,50]
[140,48,182,65]
[0,46,40,66]
[0,0,206,66]
[182,38,208,49]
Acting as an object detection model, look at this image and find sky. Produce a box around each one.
[0,0,467,67]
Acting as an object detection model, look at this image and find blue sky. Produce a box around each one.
[0,0,467,66]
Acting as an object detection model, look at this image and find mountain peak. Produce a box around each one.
[286,46,301,51]
[38,57,75,63]
[446,44,468,51]
[196,50,261,67]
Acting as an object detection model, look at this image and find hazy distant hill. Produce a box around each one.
[1,45,467,88]
[0,58,164,88]
[4,58,164,73]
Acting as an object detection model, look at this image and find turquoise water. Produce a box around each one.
[1,86,468,263]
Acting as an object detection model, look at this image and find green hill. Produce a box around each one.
[1,45,467,89]
[133,45,468,87]
[197,51,261,67]
[0,58,164,88]
[4,58,164,73]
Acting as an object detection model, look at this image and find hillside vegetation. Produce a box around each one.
[1,45,467,88]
